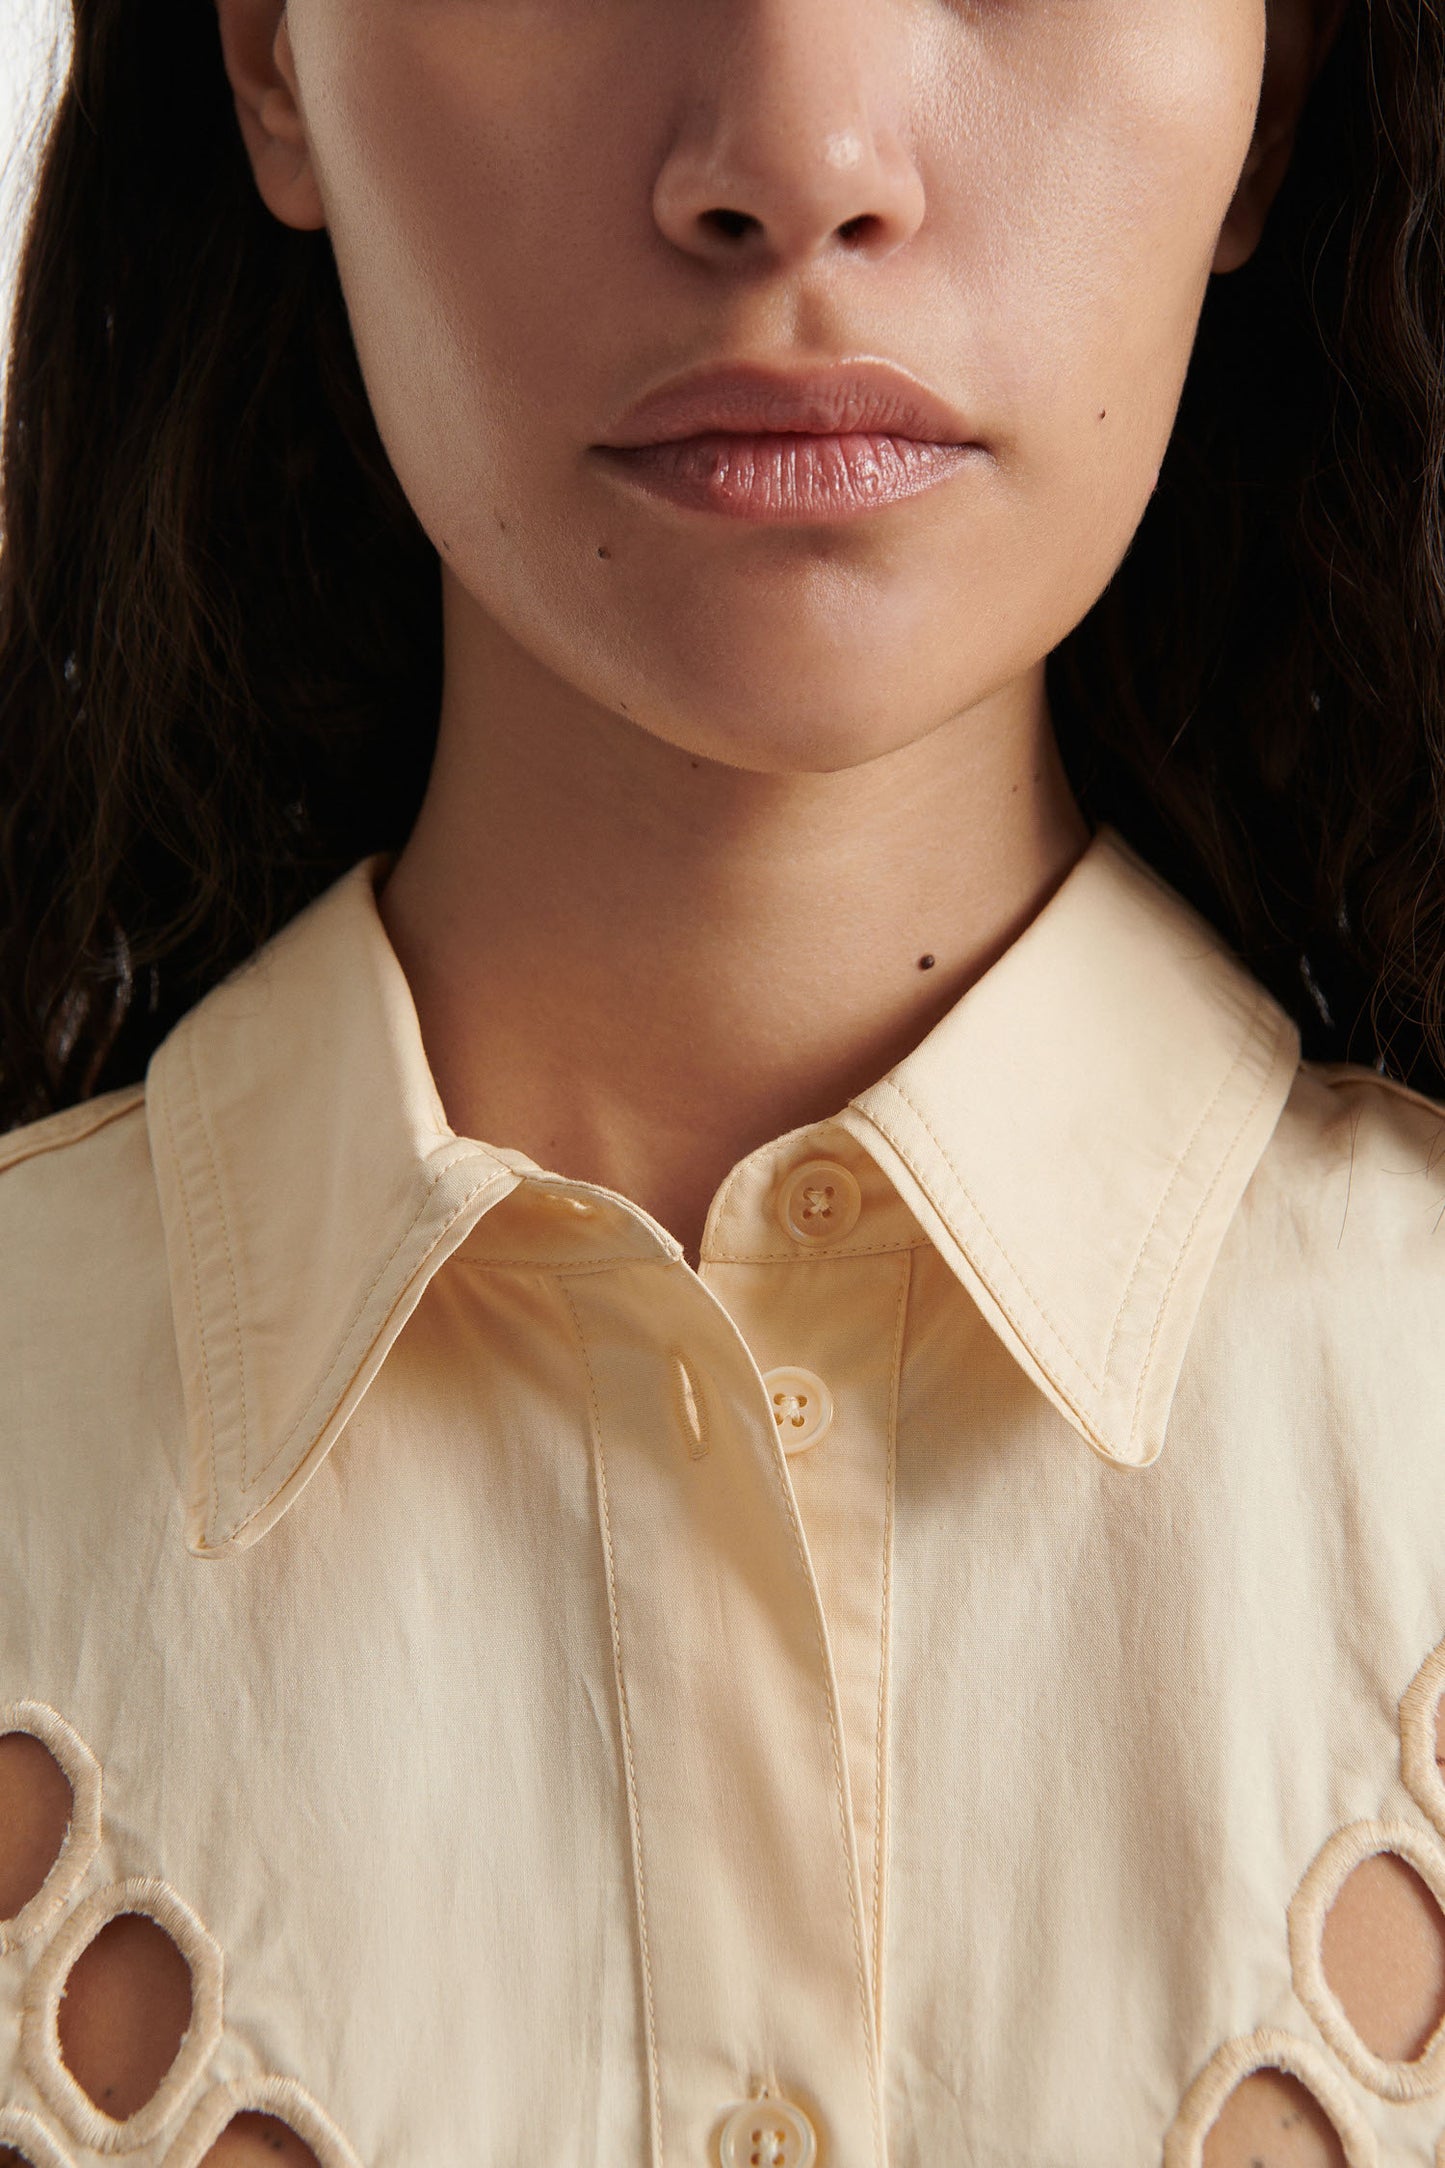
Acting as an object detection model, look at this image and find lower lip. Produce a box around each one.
[593,430,977,522]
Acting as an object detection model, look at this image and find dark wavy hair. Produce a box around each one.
[1,0,1443,1127]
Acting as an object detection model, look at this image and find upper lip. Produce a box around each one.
[596,358,977,448]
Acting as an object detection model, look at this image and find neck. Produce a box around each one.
[378,604,1090,1265]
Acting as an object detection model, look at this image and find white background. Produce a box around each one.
[0,0,73,405]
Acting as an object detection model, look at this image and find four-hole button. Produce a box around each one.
[776,1158,862,1246]
[763,1367,834,1454]
[718,2095,819,2168]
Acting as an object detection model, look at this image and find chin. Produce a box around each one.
[629,695,940,778]
[618,630,999,776]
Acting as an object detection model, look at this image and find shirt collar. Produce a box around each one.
[834,829,1299,1481]
[145,826,1299,1558]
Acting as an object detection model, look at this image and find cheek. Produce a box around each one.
[293,0,1261,513]
[291,10,620,529]
[932,5,1262,537]
[280,0,1268,763]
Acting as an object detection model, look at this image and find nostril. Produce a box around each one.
[703,208,756,242]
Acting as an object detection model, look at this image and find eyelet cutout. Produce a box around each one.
[1289,1819,1445,2099]
[1319,1847,1445,2063]
[1401,1638,1445,1841]
[197,2118,320,2167]
[0,2106,75,2168]
[162,2079,362,2168]
[0,1715,359,2168]
[1199,2067,1349,2168]
[22,1877,223,2152]
[0,1703,101,1953]
[1163,2028,1377,2168]
[57,1911,195,2122]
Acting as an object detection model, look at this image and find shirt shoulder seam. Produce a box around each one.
[0,1085,147,1180]
[1299,1059,1445,1123]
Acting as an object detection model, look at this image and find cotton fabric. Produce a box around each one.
[4,824,1445,2166]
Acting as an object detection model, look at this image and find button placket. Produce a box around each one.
[702,1236,910,2081]
[559,1259,885,2168]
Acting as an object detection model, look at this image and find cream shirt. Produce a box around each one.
[4,825,1445,2168]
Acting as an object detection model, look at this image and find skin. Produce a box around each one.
[0,1730,71,1920]
[212,0,1335,1270]
[126,0,1420,2158]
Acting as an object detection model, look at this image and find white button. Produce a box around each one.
[776,1157,862,1245]
[718,2096,818,2168]
[763,1366,834,1454]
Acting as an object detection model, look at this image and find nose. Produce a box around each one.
[651,0,927,272]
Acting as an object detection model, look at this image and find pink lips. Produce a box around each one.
[592,359,981,524]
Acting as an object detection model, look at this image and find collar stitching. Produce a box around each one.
[245,1160,509,1497]
[1100,988,1277,1381]
[853,1092,1091,1396]
[451,1235,934,1272]
[183,1028,254,1492]
[218,1164,517,1548]
[157,1049,222,1544]
[871,985,1286,1401]
[862,1076,1100,1389]
[453,1249,684,1277]
[699,1234,934,1266]
[1129,999,1293,1434]
[0,1084,145,1177]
